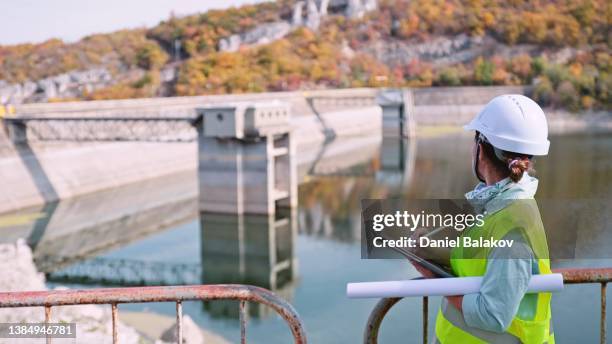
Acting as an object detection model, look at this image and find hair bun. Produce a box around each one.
[507,158,530,182]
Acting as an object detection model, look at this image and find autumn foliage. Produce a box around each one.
[0,0,609,111]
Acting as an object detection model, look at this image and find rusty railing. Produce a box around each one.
[364,267,611,344]
[0,284,307,344]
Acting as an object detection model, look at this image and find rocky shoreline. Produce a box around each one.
[0,240,228,344]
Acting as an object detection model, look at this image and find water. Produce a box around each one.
[11,130,612,343]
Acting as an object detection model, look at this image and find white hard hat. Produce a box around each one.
[464,94,550,156]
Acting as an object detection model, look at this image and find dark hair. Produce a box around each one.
[479,139,534,183]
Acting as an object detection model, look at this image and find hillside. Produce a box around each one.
[0,0,609,111]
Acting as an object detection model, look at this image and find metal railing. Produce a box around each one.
[364,267,612,344]
[0,284,307,344]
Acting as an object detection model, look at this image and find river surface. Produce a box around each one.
[15,130,612,343]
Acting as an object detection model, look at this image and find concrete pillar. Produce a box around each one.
[377,89,416,138]
[200,210,297,318]
[197,102,297,215]
[5,119,28,144]
[274,133,298,209]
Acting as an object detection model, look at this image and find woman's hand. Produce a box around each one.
[409,227,437,278]
[412,262,436,278]
[408,227,429,254]
[446,295,463,312]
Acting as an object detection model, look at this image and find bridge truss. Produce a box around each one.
[3,116,200,142]
[40,256,202,286]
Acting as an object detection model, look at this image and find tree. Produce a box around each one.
[136,43,168,70]
[557,80,580,111]
[532,77,554,106]
[436,67,461,86]
[509,54,533,83]
[474,57,494,85]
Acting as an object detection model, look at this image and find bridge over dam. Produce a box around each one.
[0,86,529,215]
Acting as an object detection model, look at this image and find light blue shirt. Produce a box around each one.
[461,231,536,332]
[462,173,541,333]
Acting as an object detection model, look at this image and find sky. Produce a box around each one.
[0,0,269,45]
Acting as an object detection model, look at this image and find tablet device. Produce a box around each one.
[380,229,455,278]
[362,199,454,278]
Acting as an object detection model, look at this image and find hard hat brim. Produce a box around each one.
[463,121,549,155]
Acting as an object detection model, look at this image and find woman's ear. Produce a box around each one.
[476,142,490,173]
[476,143,485,164]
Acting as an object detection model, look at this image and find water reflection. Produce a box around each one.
[28,171,198,274]
[20,132,612,274]
[376,137,417,192]
[201,211,297,318]
[297,136,416,242]
[299,131,612,257]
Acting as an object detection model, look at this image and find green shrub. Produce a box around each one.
[532,77,554,106]
[436,67,461,86]
[556,80,580,111]
[474,58,494,85]
[135,43,168,70]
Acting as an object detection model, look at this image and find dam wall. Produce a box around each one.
[1,86,570,214]
[411,86,531,125]
[3,134,383,266]
[0,89,382,213]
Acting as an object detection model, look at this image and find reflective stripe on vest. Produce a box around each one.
[435,310,555,344]
[437,298,520,343]
[435,200,554,344]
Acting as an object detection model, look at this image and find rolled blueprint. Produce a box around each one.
[347,273,564,298]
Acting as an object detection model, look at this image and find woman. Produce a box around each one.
[415,94,554,344]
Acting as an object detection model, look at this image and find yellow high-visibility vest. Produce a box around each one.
[435,200,554,344]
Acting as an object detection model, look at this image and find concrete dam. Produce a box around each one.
[0,86,529,215]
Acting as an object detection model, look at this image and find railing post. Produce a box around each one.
[176,301,183,344]
[602,282,607,344]
[422,297,428,344]
[240,300,248,344]
[111,303,118,344]
[363,297,402,344]
[45,305,52,344]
